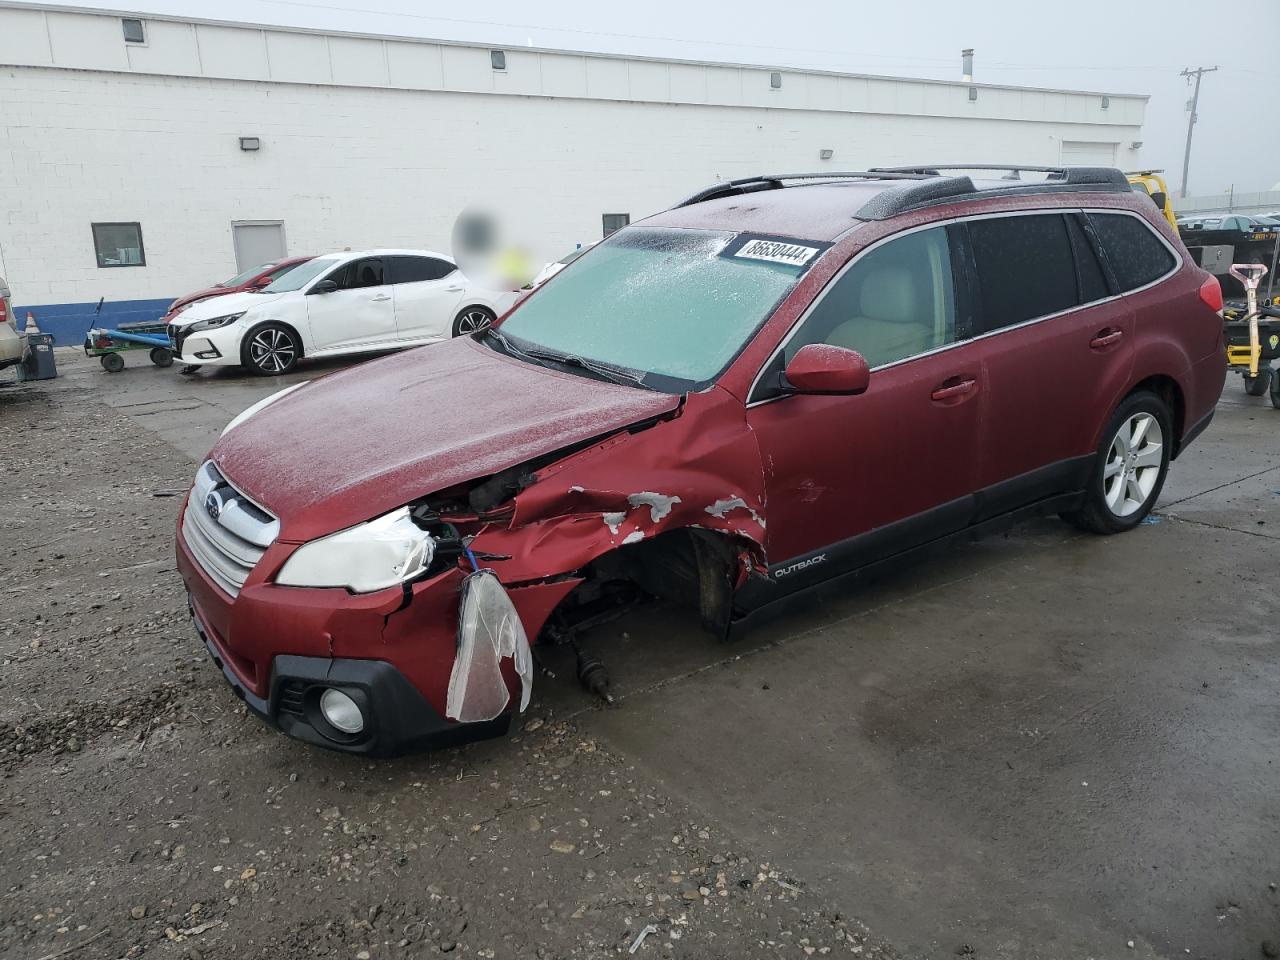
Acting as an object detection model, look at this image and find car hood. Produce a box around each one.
[210,337,681,542]
[172,290,288,325]
[171,285,233,312]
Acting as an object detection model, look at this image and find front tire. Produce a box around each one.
[452,306,496,337]
[1062,390,1171,535]
[241,323,300,376]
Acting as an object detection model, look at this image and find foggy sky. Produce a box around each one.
[27,0,1279,197]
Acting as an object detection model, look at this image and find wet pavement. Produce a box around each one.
[4,347,1279,959]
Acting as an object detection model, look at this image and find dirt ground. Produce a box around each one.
[0,358,895,960]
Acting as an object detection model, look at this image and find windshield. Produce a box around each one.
[220,262,275,288]
[262,257,340,293]
[495,227,820,391]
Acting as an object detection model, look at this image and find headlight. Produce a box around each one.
[221,381,308,436]
[189,311,245,332]
[275,507,435,593]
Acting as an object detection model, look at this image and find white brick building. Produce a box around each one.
[0,3,1149,342]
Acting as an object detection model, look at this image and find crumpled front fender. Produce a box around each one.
[472,386,768,584]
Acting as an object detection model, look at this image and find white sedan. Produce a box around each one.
[168,249,517,375]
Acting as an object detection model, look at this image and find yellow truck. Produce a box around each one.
[1126,170,1178,232]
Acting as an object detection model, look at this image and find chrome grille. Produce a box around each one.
[181,461,279,597]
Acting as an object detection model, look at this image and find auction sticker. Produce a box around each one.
[734,238,821,266]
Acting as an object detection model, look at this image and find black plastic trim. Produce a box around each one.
[1176,407,1215,458]
[733,456,1096,613]
[854,177,977,220]
[729,490,1085,639]
[188,602,509,756]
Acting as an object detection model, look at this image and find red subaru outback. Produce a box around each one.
[176,165,1225,755]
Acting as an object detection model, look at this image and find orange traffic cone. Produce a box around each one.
[24,312,40,334]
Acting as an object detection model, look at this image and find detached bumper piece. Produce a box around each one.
[190,606,509,756]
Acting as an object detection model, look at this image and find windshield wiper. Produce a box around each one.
[482,329,647,388]
[526,348,646,388]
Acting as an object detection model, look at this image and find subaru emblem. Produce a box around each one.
[205,492,222,520]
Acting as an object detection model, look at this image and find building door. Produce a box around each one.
[231,221,286,272]
[1060,141,1118,166]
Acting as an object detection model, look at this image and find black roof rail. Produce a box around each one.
[674,170,929,208]
[854,176,978,220]
[870,164,1130,187]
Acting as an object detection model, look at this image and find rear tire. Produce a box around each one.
[1061,390,1171,535]
[241,323,300,376]
[452,306,496,337]
[100,353,124,373]
[150,347,174,368]
[1244,367,1272,396]
[1270,368,1280,410]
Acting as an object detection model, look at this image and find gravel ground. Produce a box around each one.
[0,371,898,959]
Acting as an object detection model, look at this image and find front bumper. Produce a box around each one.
[176,500,577,756]
[169,323,240,366]
[188,598,509,755]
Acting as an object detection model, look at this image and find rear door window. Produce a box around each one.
[966,214,1078,333]
[387,255,456,284]
[1087,213,1176,292]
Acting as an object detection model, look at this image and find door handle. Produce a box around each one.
[930,377,977,402]
[370,294,391,302]
[445,285,464,293]
[1090,328,1123,349]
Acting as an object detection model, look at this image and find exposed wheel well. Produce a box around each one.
[1127,375,1184,455]
[539,528,749,644]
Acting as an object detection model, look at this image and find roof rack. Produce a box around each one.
[674,164,1133,220]
[674,170,929,208]
[870,164,1129,186]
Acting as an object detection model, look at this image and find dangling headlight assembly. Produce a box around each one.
[275,507,435,593]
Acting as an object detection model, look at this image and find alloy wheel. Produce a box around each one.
[456,309,493,334]
[1102,412,1163,518]
[248,329,296,373]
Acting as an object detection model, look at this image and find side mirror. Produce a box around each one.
[1149,191,1167,210]
[782,343,871,396]
[309,279,339,295]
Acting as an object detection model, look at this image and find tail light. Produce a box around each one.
[1199,275,1223,314]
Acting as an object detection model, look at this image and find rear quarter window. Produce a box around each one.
[388,255,455,284]
[1088,213,1176,292]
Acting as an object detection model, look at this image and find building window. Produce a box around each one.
[1101,95,1111,110]
[770,71,782,89]
[92,223,146,267]
[122,18,146,44]
[491,50,506,71]
[602,213,630,238]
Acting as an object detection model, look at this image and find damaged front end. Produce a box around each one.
[426,385,772,714]
[181,383,773,755]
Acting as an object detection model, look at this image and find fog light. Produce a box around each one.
[319,688,364,734]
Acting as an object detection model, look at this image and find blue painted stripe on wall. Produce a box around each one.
[15,298,174,347]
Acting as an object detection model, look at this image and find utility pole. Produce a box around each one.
[1179,65,1218,198]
